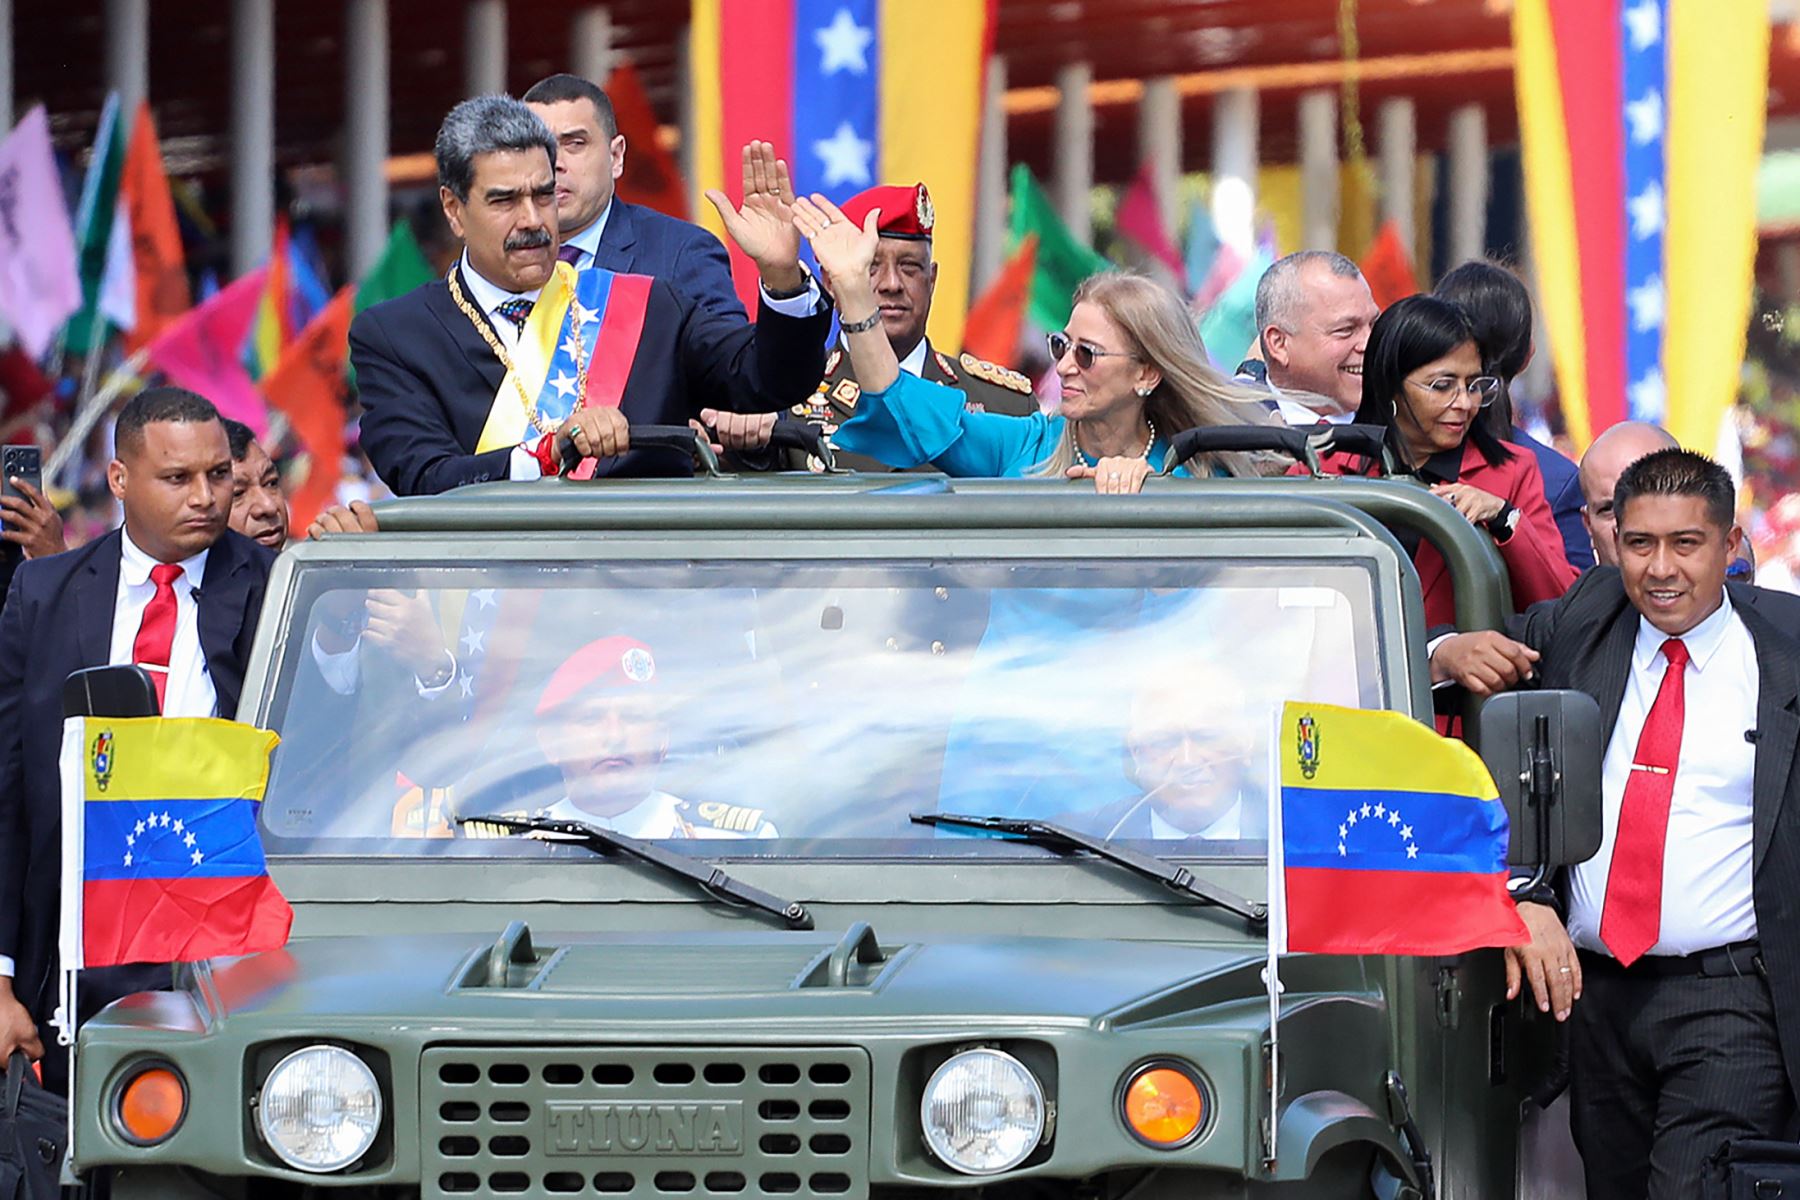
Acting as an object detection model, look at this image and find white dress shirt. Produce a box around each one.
[1566,596,1760,957]
[556,202,612,270]
[110,528,217,720]
[897,337,930,378]
[1150,801,1244,841]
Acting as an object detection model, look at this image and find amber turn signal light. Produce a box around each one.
[1122,1064,1205,1147]
[115,1066,187,1145]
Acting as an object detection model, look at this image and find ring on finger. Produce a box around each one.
[1557,966,1572,974]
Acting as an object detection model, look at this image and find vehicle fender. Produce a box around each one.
[1272,1089,1419,1189]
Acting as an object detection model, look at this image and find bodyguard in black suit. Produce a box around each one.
[353,96,830,497]
[0,388,273,1092]
[1432,448,1800,1199]
[523,73,744,321]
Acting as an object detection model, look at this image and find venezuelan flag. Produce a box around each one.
[690,0,995,346]
[1274,702,1526,957]
[1514,0,1769,452]
[59,717,291,970]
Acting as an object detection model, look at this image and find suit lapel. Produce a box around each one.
[426,268,507,395]
[1591,612,1638,739]
[73,530,123,667]
[1738,592,1800,873]
[197,536,253,716]
[594,201,639,274]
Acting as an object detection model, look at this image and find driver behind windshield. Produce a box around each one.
[523,636,777,840]
[1067,673,1263,841]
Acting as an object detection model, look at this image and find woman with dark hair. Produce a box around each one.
[1433,260,1591,570]
[1330,294,1578,626]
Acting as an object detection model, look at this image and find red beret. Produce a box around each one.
[839,183,934,240]
[536,636,657,716]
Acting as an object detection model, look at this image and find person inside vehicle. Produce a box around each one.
[1247,250,1380,425]
[1579,421,1679,569]
[221,418,290,551]
[791,193,1277,491]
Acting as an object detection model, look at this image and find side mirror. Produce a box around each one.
[62,665,160,719]
[1476,689,1604,869]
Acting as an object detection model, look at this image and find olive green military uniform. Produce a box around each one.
[789,342,1037,473]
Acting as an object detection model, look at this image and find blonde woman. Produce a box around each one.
[792,194,1275,492]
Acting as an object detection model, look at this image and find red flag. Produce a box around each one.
[262,287,353,534]
[120,103,191,352]
[962,235,1037,366]
[1115,162,1184,280]
[607,62,689,220]
[145,267,269,432]
[1358,220,1420,310]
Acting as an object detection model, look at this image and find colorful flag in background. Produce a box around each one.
[1116,163,1184,281]
[262,287,353,534]
[121,102,191,352]
[1183,197,1220,300]
[354,221,435,314]
[1358,220,1420,310]
[0,107,83,359]
[1514,0,1768,452]
[1196,249,1269,372]
[962,234,1036,367]
[59,716,291,970]
[1270,701,1527,956]
[1008,164,1111,333]
[608,61,689,221]
[691,0,995,345]
[65,92,132,355]
[246,216,294,383]
[145,266,269,432]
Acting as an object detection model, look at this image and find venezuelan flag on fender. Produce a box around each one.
[1513,0,1768,453]
[473,261,653,467]
[58,716,291,969]
[1270,702,1527,956]
[689,0,995,345]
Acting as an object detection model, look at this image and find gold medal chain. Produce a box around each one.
[448,269,590,436]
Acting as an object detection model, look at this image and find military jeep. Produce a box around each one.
[70,470,1584,1199]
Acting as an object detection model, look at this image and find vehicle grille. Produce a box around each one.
[422,1047,870,1199]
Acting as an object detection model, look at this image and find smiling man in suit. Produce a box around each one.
[1430,448,1800,1199]
[0,387,275,1091]
[351,95,829,496]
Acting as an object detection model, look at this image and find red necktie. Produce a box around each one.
[1599,637,1689,965]
[131,563,183,711]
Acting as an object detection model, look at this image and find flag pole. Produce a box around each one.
[1262,704,1284,1172]
[55,717,87,1180]
[44,348,149,490]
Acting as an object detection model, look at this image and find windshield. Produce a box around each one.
[260,558,1385,858]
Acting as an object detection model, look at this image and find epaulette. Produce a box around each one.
[934,351,960,382]
[458,808,536,840]
[960,352,1032,395]
[688,801,768,833]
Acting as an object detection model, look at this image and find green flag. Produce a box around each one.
[355,221,434,312]
[64,93,131,355]
[1007,163,1110,332]
[1197,250,1272,372]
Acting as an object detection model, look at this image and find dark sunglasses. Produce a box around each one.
[1047,331,1138,372]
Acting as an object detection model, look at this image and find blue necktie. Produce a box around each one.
[495,298,533,331]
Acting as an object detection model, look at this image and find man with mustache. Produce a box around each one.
[220,418,289,551]
[351,96,831,496]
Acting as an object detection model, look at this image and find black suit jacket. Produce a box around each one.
[590,199,746,322]
[351,263,831,496]
[0,528,273,1025]
[1509,567,1800,1090]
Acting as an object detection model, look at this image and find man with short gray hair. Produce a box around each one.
[1250,251,1379,425]
[351,95,830,496]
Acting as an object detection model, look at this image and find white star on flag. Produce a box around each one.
[1338,823,1348,838]
[1629,369,1667,420]
[191,849,204,865]
[1360,803,1372,818]
[1373,803,1385,818]
[472,589,497,610]
[1627,182,1665,240]
[1387,811,1401,826]
[1400,825,1413,840]
[560,333,585,362]
[123,851,132,867]
[458,673,475,699]
[814,7,873,74]
[550,371,578,400]
[1628,274,1665,333]
[462,628,487,657]
[814,121,874,188]
[125,832,136,848]
[134,819,145,836]
[1406,844,1419,860]
[1623,0,1661,52]
[172,818,183,834]
[1338,843,1347,856]
[183,832,196,849]
[573,301,600,326]
[1625,90,1664,146]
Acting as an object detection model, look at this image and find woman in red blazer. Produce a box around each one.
[1327,295,1578,628]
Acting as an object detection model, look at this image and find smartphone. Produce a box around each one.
[0,445,42,561]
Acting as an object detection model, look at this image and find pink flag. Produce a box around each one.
[0,107,82,358]
[145,266,270,434]
[1116,162,1184,281]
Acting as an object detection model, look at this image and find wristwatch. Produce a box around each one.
[1483,501,1521,543]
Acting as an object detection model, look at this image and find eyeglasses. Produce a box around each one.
[1405,375,1504,408]
[1047,331,1139,372]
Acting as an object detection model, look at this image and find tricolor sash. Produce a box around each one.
[474,261,655,454]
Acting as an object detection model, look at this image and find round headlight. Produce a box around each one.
[256,1045,381,1173]
[920,1048,1046,1175]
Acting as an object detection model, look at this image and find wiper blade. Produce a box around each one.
[460,814,814,930]
[912,812,1267,928]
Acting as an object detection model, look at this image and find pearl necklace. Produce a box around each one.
[1073,417,1157,468]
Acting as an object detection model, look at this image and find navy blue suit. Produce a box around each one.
[589,199,746,322]
[1510,424,1593,572]
[0,529,272,1085]
[351,264,831,496]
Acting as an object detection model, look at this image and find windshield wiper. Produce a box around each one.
[911,812,1268,929]
[459,814,814,930]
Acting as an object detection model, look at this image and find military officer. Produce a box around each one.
[783,182,1037,473]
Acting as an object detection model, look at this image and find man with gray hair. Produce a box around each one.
[1249,250,1379,425]
[351,95,830,496]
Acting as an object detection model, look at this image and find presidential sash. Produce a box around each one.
[474,261,655,454]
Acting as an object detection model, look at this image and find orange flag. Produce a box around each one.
[121,102,190,352]
[606,61,688,220]
[262,287,352,534]
[961,235,1037,367]
[1358,220,1419,310]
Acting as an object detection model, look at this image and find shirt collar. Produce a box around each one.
[897,337,930,377]
[1409,444,1468,485]
[1633,590,1738,674]
[1149,800,1243,840]
[562,202,611,260]
[457,250,543,315]
[119,526,209,590]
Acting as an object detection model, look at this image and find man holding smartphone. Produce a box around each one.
[0,449,65,620]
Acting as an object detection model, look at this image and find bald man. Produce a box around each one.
[1579,421,1679,567]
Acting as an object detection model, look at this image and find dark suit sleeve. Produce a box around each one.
[672,227,749,323]
[0,569,29,963]
[1548,465,1595,572]
[352,307,516,497]
[676,287,832,417]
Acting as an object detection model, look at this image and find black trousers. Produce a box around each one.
[1569,957,1794,1200]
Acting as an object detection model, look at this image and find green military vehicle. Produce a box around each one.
[67,451,1598,1199]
